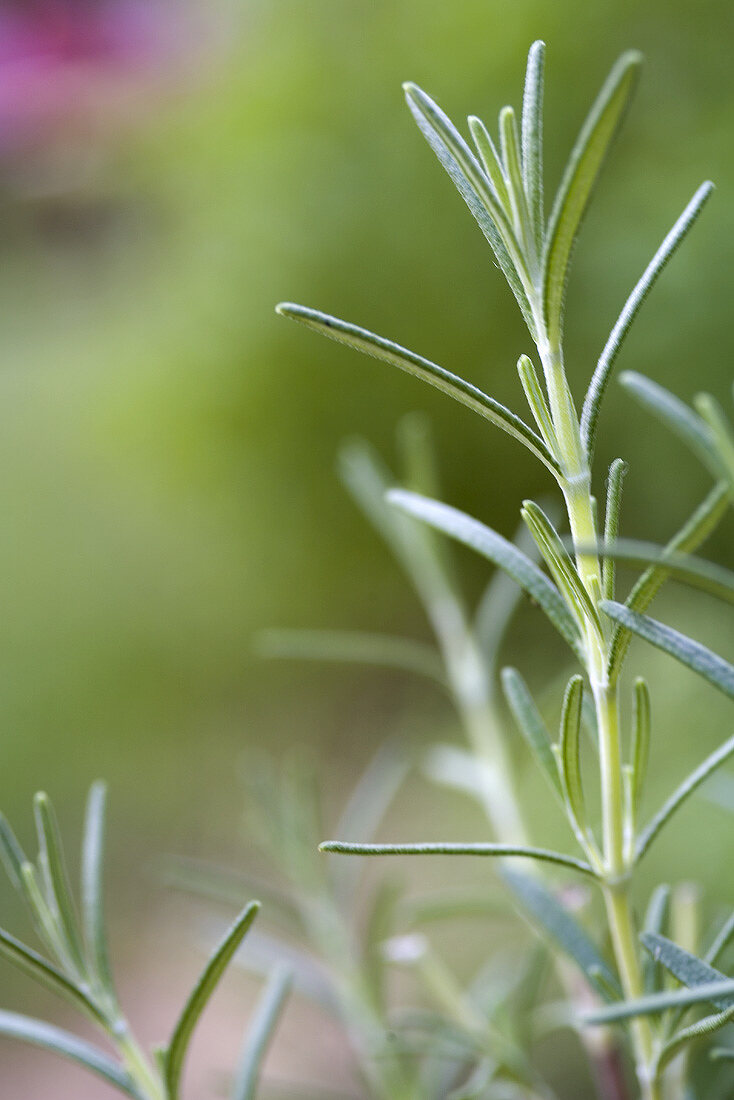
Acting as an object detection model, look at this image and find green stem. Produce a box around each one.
[538,332,661,1100]
[115,1024,166,1100]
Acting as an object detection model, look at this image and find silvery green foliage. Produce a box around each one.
[167,749,559,1100]
[277,41,733,1100]
[0,785,290,1100]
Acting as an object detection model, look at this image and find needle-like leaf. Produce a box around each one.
[502,868,619,998]
[640,932,733,1010]
[630,678,651,814]
[517,354,558,453]
[635,731,734,862]
[695,393,734,486]
[543,51,642,346]
[521,40,545,256]
[606,480,729,680]
[500,106,533,252]
[0,814,28,891]
[585,980,734,1024]
[558,675,589,844]
[0,927,106,1025]
[602,459,627,600]
[619,372,726,482]
[319,841,597,877]
[33,793,86,976]
[601,601,734,701]
[474,516,544,665]
[232,965,293,1100]
[81,782,115,997]
[642,885,671,993]
[592,540,734,605]
[387,490,582,657]
[581,183,714,458]
[522,500,603,641]
[500,667,562,799]
[256,629,446,687]
[164,900,260,1099]
[658,1004,734,1072]
[402,82,536,334]
[276,304,559,473]
[467,116,512,217]
[705,912,734,967]
[0,1011,142,1099]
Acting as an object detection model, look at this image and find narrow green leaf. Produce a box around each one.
[558,675,588,841]
[33,793,85,975]
[402,83,537,335]
[467,115,512,216]
[522,500,603,640]
[0,823,62,968]
[333,740,411,905]
[362,879,403,1012]
[580,183,714,457]
[400,888,505,927]
[474,517,542,665]
[0,814,28,891]
[643,885,671,993]
[500,667,562,799]
[255,628,446,687]
[696,392,734,487]
[543,51,642,346]
[517,354,558,453]
[706,913,734,967]
[232,965,293,1100]
[601,601,734,701]
[502,868,619,998]
[586,980,734,1024]
[0,926,105,1025]
[602,459,627,600]
[606,480,729,680]
[164,900,260,1099]
[641,932,733,1010]
[276,304,559,473]
[711,1046,734,1061]
[593,540,734,605]
[387,490,582,657]
[81,782,115,996]
[319,841,597,877]
[500,106,534,253]
[396,410,442,498]
[659,1004,734,1072]
[630,678,651,813]
[521,40,545,255]
[0,1011,142,1099]
[619,372,725,482]
[636,731,734,862]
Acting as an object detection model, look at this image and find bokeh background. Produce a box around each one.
[0,0,733,1095]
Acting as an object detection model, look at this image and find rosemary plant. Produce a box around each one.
[0,784,290,1099]
[168,748,566,1099]
[277,42,734,1099]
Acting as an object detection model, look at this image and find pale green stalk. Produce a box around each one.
[535,325,659,1100]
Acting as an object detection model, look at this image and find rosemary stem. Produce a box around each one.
[538,332,659,1099]
[115,1024,166,1100]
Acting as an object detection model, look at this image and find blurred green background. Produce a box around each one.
[0,0,733,1094]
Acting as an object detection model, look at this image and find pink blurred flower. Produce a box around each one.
[0,1,191,153]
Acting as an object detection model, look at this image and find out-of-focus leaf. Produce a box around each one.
[0,1011,142,1099]
[502,868,619,998]
[232,965,293,1100]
